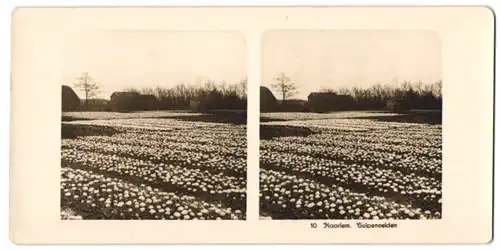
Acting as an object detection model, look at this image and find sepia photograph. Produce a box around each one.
[259,30,443,220]
[10,6,493,244]
[60,30,247,220]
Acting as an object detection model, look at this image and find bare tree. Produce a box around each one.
[238,79,247,98]
[154,86,168,100]
[140,87,155,95]
[433,80,442,98]
[337,87,351,95]
[123,87,139,92]
[272,72,297,102]
[204,80,217,91]
[319,87,335,93]
[218,81,230,96]
[74,72,100,105]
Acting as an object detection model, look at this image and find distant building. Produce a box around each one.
[110,92,158,112]
[277,99,308,112]
[110,92,140,111]
[136,94,158,110]
[307,92,354,112]
[61,85,80,111]
[260,86,277,111]
[82,98,111,111]
[281,99,307,106]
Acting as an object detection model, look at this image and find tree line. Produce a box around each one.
[123,79,247,110]
[71,72,247,111]
[266,72,442,111]
[320,80,442,110]
[71,71,441,113]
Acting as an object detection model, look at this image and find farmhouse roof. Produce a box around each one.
[110,91,140,99]
[260,86,277,101]
[308,92,351,98]
[62,85,79,98]
[62,85,80,111]
[309,92,337,97]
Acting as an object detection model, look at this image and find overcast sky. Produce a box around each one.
[63,30,247,99]
[262,30,442,100]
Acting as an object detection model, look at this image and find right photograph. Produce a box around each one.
[259,30,442,220]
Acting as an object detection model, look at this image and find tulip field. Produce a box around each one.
[260,111,442,220]
[61,111,246,220]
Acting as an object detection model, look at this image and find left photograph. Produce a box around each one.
[60,31,247,220]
